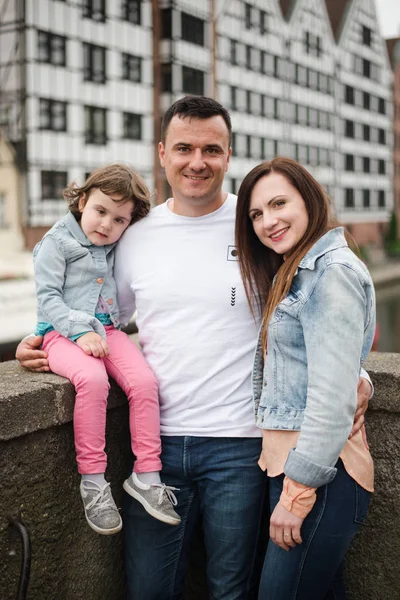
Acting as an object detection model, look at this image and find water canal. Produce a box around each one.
[376,283,400,353]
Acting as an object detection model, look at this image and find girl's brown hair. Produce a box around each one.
[235,157,342,349]
[64,163,151,225]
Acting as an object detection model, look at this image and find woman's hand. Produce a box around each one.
[349,377,372,441]
[76,332,109,358]
[270,501,304,551]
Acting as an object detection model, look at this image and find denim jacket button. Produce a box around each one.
[96,278,103,284]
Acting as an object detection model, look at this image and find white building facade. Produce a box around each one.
[0,0,393,248]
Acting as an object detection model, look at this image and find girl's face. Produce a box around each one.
[248,173,309,255]
[78,189,134,245]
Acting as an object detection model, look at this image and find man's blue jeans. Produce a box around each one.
[124,436,266,600]
[258,459,371,600]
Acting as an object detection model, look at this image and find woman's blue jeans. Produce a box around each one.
[258,459,371,600]
[124,435,266,600]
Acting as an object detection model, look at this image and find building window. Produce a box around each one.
[83,0,106,22]
[378,98,386,115]
[123,112,142,140]
[345,188,355,208]
[304,31,321,57]
[39,99,67,131]
[181,13,204,46]
[182,66,204,96]
[83,43,106,83]
[230,86,237,111]
[122,0,141,24]
[245,3,252,29]
[345,85,355,105]
[363,124,370,141]
[37,31,66,66]
[261,52,274,76]
[378,190,385,208]
[245,135,252,159]
[230,39,238,65]
[363,92,370,110]
[363,157,370,173]
[345,154,354,171]
[84,105,107,144]
[161,63,172,92]
[41,170,68,200]
[362,25,372,47]
[161,8,172,38]
[260,10,267,34]
[378,159,386,175]
[345,120,355,138]
[246,90,252,113]
[231,132,237,155]
[379,128,386,145]
[295,65,307,86]
[363,189,370,208]
[122,53,142,82]
[363,59,371,78]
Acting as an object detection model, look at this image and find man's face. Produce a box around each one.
[158,115,231,211]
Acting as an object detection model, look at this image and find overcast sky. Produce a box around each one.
[375,0,400,39]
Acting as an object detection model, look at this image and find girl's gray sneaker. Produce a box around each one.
[123,473,181,526]
[80,480,123,535]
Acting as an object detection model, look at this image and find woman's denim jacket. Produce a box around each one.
[252,227,376,488]
[34,211,120,341]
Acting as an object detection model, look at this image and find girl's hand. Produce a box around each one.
[270,501,304,551]
[76,332,109,358]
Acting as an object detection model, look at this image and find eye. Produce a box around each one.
[177,146,189,153]
[274,200,285,208]
[250,211,262,221]
[206,148,218,154]
[97,208,105,214]
[115,218,124,224]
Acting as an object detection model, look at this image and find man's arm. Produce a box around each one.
[15,335,50,372]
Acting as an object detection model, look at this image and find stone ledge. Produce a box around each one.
[1,352,399,442]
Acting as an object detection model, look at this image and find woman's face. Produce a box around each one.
[248,172,309,255]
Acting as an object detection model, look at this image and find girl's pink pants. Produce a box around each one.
[42,326,161,475]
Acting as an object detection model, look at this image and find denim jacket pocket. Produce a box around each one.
[354,481,372,524]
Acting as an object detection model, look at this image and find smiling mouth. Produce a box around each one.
[184,175,209,181]
[270,227,289,241]
[95,232,108,238]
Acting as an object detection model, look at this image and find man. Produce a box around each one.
[17,96,371,599]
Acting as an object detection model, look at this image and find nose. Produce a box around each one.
[188,149,206,171]
[102,215,113,232]
[263,211,279,230]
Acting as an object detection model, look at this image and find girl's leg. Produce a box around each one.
[42,331,122,535]
[42,331,110,474]
[258,460,371,600]
[102,327,162,474]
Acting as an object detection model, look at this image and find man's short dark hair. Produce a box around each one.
[161,96,232,146]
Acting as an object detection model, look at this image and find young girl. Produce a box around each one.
[33,163,180,535]
[235,158,375,599]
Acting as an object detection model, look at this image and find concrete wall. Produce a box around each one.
[1,353,399,600]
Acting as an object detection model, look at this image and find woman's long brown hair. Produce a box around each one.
[235,157,340,350]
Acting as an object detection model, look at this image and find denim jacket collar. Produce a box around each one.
[298,227,347,271]
[62,211,116,254]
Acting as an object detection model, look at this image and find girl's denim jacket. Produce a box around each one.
[252,227,376,488]
[34,211,120,341]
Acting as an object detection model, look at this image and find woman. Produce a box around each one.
[235,158,375,599]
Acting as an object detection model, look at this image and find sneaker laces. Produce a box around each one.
[83,482,116,514]
[151,483,179,507]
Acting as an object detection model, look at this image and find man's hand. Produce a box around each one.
[270,501,304,551]
[15,335,50,372]
[76,332,109,358]
[349,377,372,440]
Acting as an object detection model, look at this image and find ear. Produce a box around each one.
[225,147,232,172]
[78,193,86,212]
[158,142,165,167]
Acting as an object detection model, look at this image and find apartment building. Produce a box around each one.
[387,36,400,237]
[0,0,394,248]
